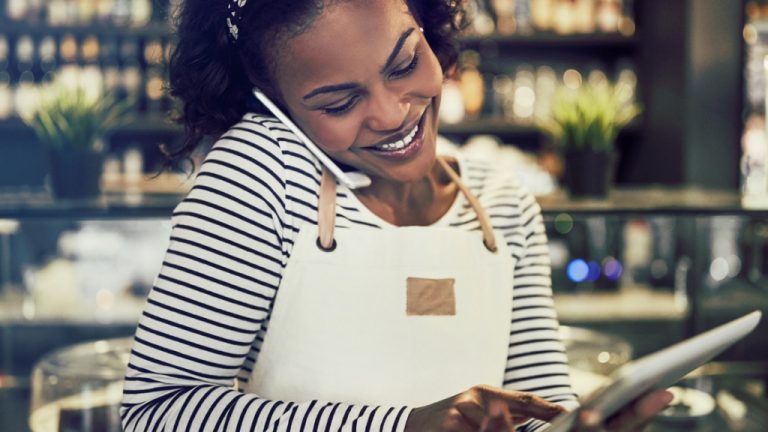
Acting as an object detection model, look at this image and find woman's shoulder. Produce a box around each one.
[458,155,531,205]
[209,112,323,184]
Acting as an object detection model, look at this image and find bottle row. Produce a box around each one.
[440,51,638,126]
[0,33,170,73]
[468,0,635,37]
[2,0,179,27]
[0,65,172,120]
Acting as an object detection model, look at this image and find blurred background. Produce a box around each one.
[1,0,768,431]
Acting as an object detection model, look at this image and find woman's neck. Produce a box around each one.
[353,158,459,226]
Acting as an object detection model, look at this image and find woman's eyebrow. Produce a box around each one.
[302,27,417,101]
[380,27,416,73]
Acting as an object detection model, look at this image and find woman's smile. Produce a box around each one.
[273,0,445,184]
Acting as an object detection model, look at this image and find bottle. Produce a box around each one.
[81,35,103,97]
[14,35,37,118]
[14,71,36,118]
[15,35,35,74]
[515,0,534,35]
[574,0,596,33]
[38,36,57,82]
[120,38,142,109]
[468,0,496,35]
[46,0,68,26]
[458,51,484,119]
[0,36,13,119]
[596,0,621,33]
[101,37,121,93]
[534,65,557,120]
[492,74,513,119]
[512,65,536,124]
[0,36,8,72]
[440,80,465,124]
[5,0,28,21]
[143,38,164,113]
[130,0,152,27]
[531,0,554,31]
[491,0,517,35]
[552,0,576,35]
[618,0,635,36]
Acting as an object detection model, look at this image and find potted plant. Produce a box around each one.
[538,81,641,198]
[21,86,131,199]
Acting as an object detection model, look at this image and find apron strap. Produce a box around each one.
[436,157,498,253]
[317,167,337,251]
[316,157,498,253]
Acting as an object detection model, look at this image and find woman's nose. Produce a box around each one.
[365,90,410,132]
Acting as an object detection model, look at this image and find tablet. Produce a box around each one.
[547,310,762,432]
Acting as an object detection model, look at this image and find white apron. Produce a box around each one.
[245,157,516,407]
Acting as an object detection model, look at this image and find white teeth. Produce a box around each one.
[373,124,419,152]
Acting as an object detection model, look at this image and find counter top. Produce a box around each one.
[1,186,767,219]
[538,187,768,215]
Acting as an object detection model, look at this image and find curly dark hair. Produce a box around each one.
[165,0,467,165]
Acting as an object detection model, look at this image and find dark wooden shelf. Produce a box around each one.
[439,118,640,138]
[439,118,540,136]
[458,32,638,49]
[0,116,180,135]
[538,187,763,216]
[0,20,173,38]
[0,187,764,220]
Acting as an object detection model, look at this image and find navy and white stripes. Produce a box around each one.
[121,113,578,431]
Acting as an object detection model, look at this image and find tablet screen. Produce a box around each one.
[547,310,762,432]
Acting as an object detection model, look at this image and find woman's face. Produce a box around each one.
[272,0,444,184]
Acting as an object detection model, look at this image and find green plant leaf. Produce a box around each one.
[535,80,642,153]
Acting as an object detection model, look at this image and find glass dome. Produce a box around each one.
[559,325,634,398]
[29,337,133,432]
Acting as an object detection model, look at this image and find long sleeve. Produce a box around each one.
[502,189,579,432]
[120,117,410,431]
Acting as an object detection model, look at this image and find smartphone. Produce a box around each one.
[252,88,372,189]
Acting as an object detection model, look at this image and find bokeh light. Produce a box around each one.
[554,213,574,234]
[587,261,601,282]
[603,257,623,281]
[567,259,589,283]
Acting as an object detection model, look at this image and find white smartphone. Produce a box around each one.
[252,88,372,190]
[548,310,763,431]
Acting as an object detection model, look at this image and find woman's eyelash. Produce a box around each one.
[322,94,361,115]
[390,51,420,79]
[321,50,420,116]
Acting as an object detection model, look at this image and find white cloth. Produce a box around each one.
[247,170,517,407]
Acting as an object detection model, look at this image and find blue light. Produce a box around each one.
[603,257,623,281]
[587,261,601,281]
[567,259,589,283]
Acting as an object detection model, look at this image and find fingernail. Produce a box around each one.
[652,390,674,411]
[581,409,602,428]
[489,400,505,416]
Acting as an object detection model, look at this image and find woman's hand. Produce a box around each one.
[576,389,674,432]
[404,384,566,432]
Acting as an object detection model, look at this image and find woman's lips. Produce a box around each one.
[364,109,428,160]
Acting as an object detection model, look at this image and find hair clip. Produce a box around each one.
[227,0,248,43]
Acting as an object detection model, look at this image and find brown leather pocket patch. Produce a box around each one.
[406,277,456,316]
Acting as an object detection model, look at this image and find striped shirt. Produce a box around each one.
[121,113,578,431]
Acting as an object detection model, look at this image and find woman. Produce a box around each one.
[121,1,671,430]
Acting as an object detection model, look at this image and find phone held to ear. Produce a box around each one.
[252,88,372,190]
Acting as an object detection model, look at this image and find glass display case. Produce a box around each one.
[1,187,767,431]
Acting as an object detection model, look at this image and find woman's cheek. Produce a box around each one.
[308,117,358,153]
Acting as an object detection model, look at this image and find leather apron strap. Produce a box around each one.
[317,156,498,252]
[317,167,338,251]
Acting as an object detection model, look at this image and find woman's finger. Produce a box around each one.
[606,389,673,432]
[480,387,566,421]
[479,400,514,432]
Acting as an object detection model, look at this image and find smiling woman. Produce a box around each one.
[119,1,615,431]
